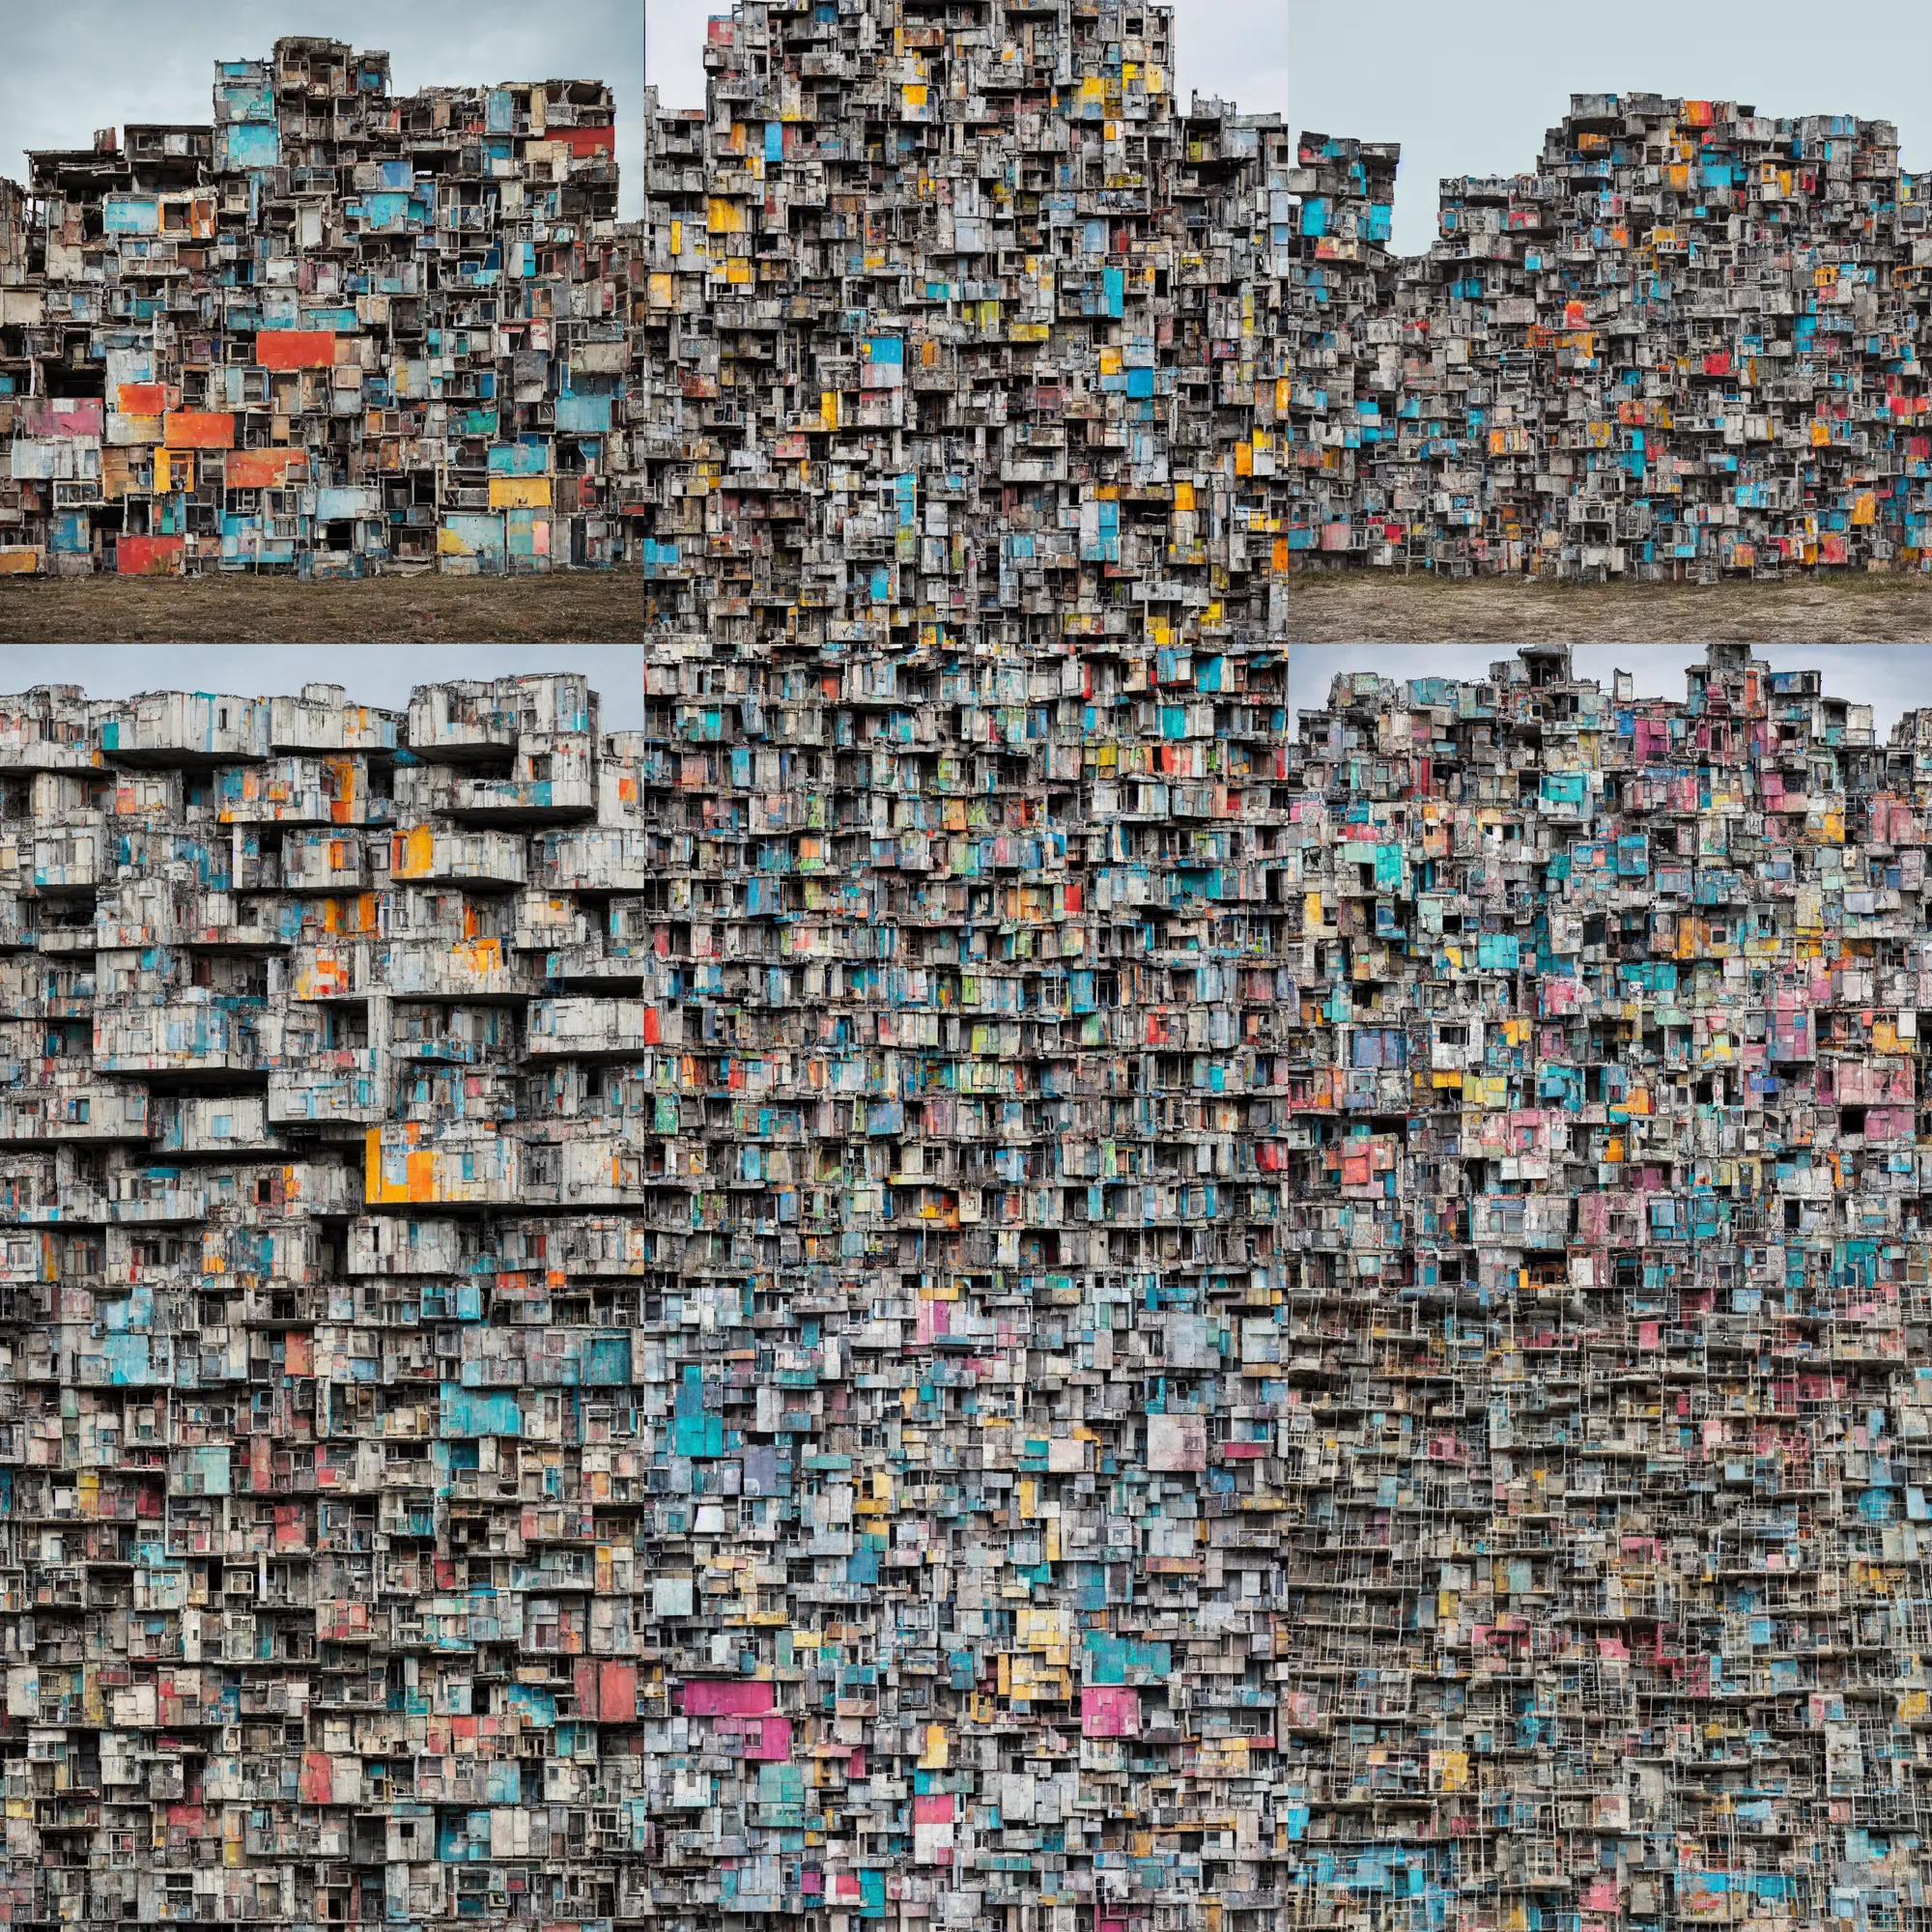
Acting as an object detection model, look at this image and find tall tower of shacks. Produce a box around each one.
[0,38,640,576]
[638,0,1293,652]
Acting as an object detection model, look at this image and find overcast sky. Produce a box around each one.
[1288,0,1932,256]
[1290,645,1932,740]
[0,0,644,222]
[0,646,646,731]
[7,642,1918,749]
[647,0,1285,122]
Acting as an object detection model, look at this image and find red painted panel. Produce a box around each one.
[554,126,614,157]
[598,1662,636,1721]
[298,1751,332,1804]
[117,535,185,576]
[257,330,337,371]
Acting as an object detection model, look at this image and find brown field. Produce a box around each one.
[0,571,644,643]
[1290,572,1932,643]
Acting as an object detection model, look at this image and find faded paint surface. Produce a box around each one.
[161,412,235,450]
[256,330,336,371]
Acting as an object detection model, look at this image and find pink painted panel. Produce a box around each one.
[1081,1686,1141,1737]
[682,1679,776,1717]
[742,1716,792,1760]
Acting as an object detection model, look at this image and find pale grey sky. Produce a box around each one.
[0,646,645,730]
[1289,644,1932,740]
[0,0,644,222]
[1288,0,1932,256]
[647,0,1286,121]
[9,642,1914,749]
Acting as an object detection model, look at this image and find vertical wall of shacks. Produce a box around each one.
[1288,97,1932,578]
[10,648,1932,1929]
[0,38,641,577]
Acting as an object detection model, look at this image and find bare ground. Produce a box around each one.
[1289,572,1932,643]
[0,572,644,643]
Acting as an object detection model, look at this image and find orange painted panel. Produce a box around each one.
[162,412,235,450]
[257,330,337,371]
[392,824,436,878]
[118,383,168,414]
[224,448,302,488]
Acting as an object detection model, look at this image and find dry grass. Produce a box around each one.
[1289,572,1932,642]
[0,572,644,643]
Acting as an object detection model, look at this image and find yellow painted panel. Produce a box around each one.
[394,824,435,878]
[489,476,553,509]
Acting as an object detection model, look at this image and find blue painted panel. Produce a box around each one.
[554,393,612,434]
[488,442,550,475]
[222,123,280,169]
[444,513,506,558]
[104,197,159,235]
[220,83,275,122]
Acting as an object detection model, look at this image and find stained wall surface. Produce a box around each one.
[1288,97,1932,578]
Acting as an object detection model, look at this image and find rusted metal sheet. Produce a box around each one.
[115,532,185,573]
[255,329,335,371]
[222,448,304,488]
[159,411,234,450]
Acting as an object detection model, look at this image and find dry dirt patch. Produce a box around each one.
[0,572,644,644]
[1289,573,1932,643]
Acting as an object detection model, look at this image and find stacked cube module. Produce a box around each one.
[638,0,1292,650]
[0,37,640,576]
[1289,95,1932,578]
